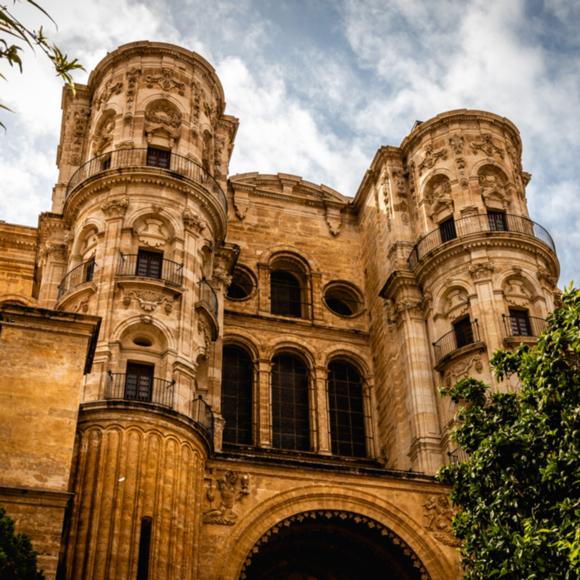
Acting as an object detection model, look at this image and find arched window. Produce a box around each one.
[221,345,253,445]
[270,270,303,317]
[272,353,310,451]
[327,360,366,457]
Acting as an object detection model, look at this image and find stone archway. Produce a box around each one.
[240,510,429,580]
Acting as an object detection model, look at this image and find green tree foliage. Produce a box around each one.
[439,287,580,579]
[1,0,83,127]
[0,507,44,579]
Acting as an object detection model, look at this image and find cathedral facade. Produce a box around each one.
[0,42,560,579]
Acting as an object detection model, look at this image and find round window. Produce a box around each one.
[226,267,255,300]
[324,284,362,317]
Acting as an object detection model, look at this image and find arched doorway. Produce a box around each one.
[241,511,429,580]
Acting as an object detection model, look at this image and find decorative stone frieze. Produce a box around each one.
[470,133,504,159]
[418,143,448,175]
[145,67,186,95]
[203,470,250,525]
[122,290,174,314]
[423,496,460,547]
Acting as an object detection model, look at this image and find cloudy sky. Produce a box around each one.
[1,0,578,286]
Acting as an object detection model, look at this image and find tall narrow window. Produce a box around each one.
[221,345,253,445]
[272,354,310,451]
[84,257,95,283]
[146,146,171,169]
[488,211,508,231]
[137,517,152,580]
[125,362,154,402]
[328,361,366,458]
[270,270,302,317]
[136,249,163,280]
[439,217,457,243]
[453,316,474,348]
[509,308,531,336]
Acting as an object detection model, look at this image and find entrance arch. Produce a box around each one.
[241,510,428,579]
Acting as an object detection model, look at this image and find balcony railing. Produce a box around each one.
[57,259,97,300]
[198,278,218,317]
[117,253,183,287]
[105,372,175,408]
[409,213,556,268]
[433,320,481,364]
[502,315,547,338]
[192,395,214,435]
[66,148,226,212]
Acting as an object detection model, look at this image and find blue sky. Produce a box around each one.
[1,0,578,286]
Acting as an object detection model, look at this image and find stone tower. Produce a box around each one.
[35,42,239,578]
[0,42,560,580]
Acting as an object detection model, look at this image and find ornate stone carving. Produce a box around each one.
[471,133,504,159]
[424,175,453,219]
[126,67,141,105]
[504,276,534,307]
[133,217,169,248]
[469,261,495,281]
[66,106,90,166]
[182,208,206,233]
[93,113,116,154]
[537,266,557,287]
[323,197,343,237]
[423,496,460,546]
[448,135,464,155]
[145,67,186,95]
[444,354,483,388]
[144,100,182,142]
[203,470,250,525]
[123,291,173,314]
[41,242,67,261]
[95,79,123,110]
[232,186,251,221]
[478,169,510,208]
[442,287,470,321]
[418,143,447,175]
[101,196,129,217]
[197,319,212,360]
[391,169,408,198]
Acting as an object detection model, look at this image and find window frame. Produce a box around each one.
[146,146,171,169]
[488,210,508,232]
[453,316,475,348]
[124,361,154,402]
[270,269,304,318]
[509,308,532,336]
[439,217,457,243]
[136,249,163,280]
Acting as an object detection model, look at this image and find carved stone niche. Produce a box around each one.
[132,214,172,249]
[144,99,182,148]
[503,274,536,308]
[93,110,116,156]
[438,286,470,322]
[478,165,511,210]
[422,174,453,221]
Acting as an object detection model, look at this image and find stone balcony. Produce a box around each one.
[65,147,226,214]
[408,213,556,269]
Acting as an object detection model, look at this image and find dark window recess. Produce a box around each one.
[439,217,457,243]
[271,354,310,451]
[146,146,171,169]
[136,250,163,279]
[453,316,474,348]
[137,517,152,580]
[84,258,95,283]
[227,269,254,300]
[125,362,154,402]
[509,308,531,336]
[101,156,111,170]
[488,211,508,231]
[328,361,366,457]
[221,345,253,445]
[270,270,303,317]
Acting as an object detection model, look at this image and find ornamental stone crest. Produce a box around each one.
[101,196,129,217]
[183,208,206,233]
[122,291,173,314]
[145,67,186,96]
[144,100,182,129]
[469,261,495,281]
[423,495,460,546]
[203,470,250,525]
[418,143,448,175]
[95,79,123,110]
[471,133,504,159]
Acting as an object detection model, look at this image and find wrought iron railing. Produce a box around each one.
[448,448,469,464]
[502,315,547,338]
[57,259,97,300]
[105,372,175,408]
[117,253,183,286]
[433,320,481,364]
[66,148,226,212]
[408,213,555,268]
[199,278,218,317]
[192,395,214,434]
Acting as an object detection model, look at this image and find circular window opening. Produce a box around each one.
[227,268,255,300]
[324,284,362,317]
[133,336,153,347]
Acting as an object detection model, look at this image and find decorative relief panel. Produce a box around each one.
[203,470,250,525]
[94,79,123,110]
[469,261,495,282]
[443,354,483,388]
[122,290,174,314]
[423,495,460,546]
[423,175,453,220]
[471,133,504,159]
[418,143,448,175]
[145,67,186,95]
[93,111,116,155]
[478,166,511,209]
[101,196,129,217]
[133,216,170,248]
